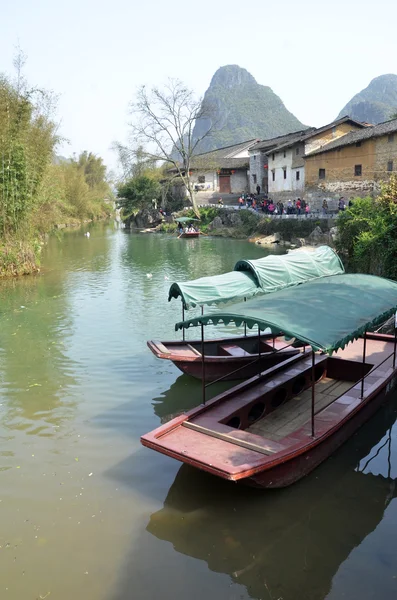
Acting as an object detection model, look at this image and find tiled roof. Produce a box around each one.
[305,118,397,157]
[267,116,368,155]
[191,138,259,170]
[249,129,312,152]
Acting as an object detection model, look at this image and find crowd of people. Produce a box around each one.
[237,194,311,216]
[234,193,353,216]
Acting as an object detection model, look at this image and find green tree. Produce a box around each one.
[337,176,397,278]
[74,151,107,189]
[117,175,161,218]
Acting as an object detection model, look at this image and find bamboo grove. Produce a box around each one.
[0,70,112,275]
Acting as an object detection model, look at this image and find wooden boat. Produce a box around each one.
[147,334,302,381]
[146,402,397,600]
[142,273,397,488]
[179,231,200,239]
[150,246,345,381]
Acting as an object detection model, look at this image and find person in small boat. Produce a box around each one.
[177,222,184,234]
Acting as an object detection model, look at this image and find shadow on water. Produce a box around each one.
[109,391,397,600]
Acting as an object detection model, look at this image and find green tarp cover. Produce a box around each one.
[235,245,344,292]
[174,274,397,354]
[168,246,344,309]
[168,270,261,309]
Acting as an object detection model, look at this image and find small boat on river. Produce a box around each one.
[142,273,397,488]
[176,216,200,238]
[148,246,345,381]
[179,231,200,239]
[147,333,302,382]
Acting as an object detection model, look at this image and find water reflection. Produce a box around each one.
[0,258,79,435]
[143,396,397,600]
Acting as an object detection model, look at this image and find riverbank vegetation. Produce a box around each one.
[336,176,397,279]
[0,58,112,276]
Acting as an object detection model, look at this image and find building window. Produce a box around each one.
[198,175,205,183]
[355,141,361,147]
[283,168,287,180]
[296,171,300,181]
[354,164,362,176]
[296,147,300,155]
[253,155,256,160]
[388,160,393,172]
[272,153,275,161]
[272,170,275,182]
[319,168,326,179]
[388,134,394,143]
[252,174,257,184]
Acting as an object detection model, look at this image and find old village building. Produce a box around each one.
[188,139,259,195]
[248,129,310,195]
[259,117,367,203]
[304,118,397,205]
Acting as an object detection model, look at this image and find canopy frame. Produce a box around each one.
[176,273,397,435]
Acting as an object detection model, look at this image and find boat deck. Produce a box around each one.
[247,377,353,441]
[141,335,397,484]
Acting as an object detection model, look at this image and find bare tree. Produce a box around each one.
[128,79,214,216]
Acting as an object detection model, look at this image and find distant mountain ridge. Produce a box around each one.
[338,74,397,124]
[193,65,307,152]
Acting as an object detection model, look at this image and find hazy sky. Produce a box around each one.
[2,0,396,171]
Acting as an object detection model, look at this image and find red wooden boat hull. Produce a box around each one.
[172,350,299,381]
[148,335,301,382]
[142,334,397,488]
[179,232,200,238]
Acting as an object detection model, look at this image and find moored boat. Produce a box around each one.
[147,334,302,381]
[149,246,345,381]
[142,273,397,488]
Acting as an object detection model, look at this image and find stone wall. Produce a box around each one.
[249,151,267,193]
[374,135,397,181]
[230,170,249,194]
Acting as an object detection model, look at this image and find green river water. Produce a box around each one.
[0,222,397,600]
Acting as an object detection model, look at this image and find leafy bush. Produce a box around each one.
[336,178,397,278]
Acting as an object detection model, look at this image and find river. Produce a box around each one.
[0,222,396,600]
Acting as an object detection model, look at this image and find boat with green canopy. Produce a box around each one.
[142,273,397,488]
[148,246,345,381]
[176,216,201,238]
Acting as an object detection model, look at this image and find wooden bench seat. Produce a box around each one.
[219,344,253,357]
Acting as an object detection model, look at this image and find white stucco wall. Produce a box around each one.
[189,171,217,190]
[268,149,293,193]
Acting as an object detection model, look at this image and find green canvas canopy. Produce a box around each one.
[175,217,200,223]
[174,273,397,354]
[235,245,344,292]
[168,246,344,310]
